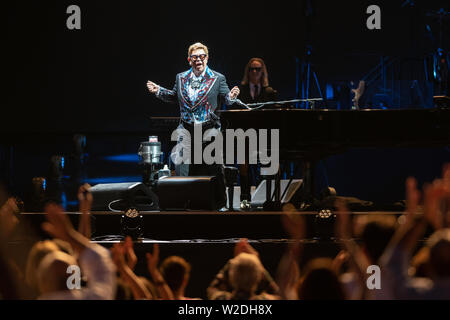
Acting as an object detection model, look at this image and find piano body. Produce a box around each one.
[219,108,450,209]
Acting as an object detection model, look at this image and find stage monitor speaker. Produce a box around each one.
[89,182,159,211]
[156,176,224,210]
[251,179,303,209]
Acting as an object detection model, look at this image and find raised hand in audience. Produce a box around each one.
[423,165,450,230]
[124,235,138,271]
[234,238,259,257]
[111,239,152,300]
[146,244,174,300]
[332,250,350,275]
[380,163,450,299]
[42,203,90,253]
[0,197,20,240]
[77,184,92,239]
[405,177,420,223]
[276,204,306,299]
[281,203,306,241]
[335,199,371,297]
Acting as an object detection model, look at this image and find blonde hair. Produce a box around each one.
[229,253,264,292]
[241,57,269,87]
[188,42,209,57]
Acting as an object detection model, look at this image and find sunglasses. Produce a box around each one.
[249,67,262,72]
[190,54,207,61]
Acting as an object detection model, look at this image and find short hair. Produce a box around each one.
[188,42,209,57]
[360,220,395,263]
[160,256,191,292]
[297,258,345,300]
[228,253,264,292]
[427,228,450,278]
[241,57,269,87]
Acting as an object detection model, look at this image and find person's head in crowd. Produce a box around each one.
[36,250,77,296]
[228,253,264,295]
[427,228,450,279]
[360,220,396,264]
[297,258,346,300]
[241,58,269,87]
[160,256,191,297]
[25,239,73,293]
[353,216,396,264]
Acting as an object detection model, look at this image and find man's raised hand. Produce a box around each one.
[124,236,138,271]
[229,86,240,99]
[146,243,160,275]
[147,81,160,94]
[42,203,75,243]
[78,184,92,214]
[77,183,92,238]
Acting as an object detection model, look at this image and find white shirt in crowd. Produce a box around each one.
[38,243,116,300]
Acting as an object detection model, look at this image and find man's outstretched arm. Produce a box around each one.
[147,77,178,104]
[218,75,240,106]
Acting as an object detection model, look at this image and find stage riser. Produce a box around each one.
[19,213,334,240]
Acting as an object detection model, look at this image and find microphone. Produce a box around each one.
[233,98,251,109]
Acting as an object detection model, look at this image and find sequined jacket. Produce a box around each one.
[156,67,235,124]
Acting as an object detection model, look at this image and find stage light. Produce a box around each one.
[318,209,333,218]
[314,209,336,240]
[121,208,144,240]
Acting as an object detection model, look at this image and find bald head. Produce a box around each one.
[229,253,264,293]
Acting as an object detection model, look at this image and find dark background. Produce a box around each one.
[3,0,450,206]
[5,0,449,132]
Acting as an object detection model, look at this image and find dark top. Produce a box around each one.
[229,84,278,109]
[239,84,277,103]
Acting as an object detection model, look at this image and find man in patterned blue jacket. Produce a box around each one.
[147,42,240,208]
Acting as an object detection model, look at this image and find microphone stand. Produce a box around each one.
[241,98,323,110]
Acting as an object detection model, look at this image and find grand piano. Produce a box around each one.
[218,108,450,209]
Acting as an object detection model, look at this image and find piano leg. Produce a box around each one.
[275,171,281,204]
[298,160,318,210]
[262,167,282,211]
